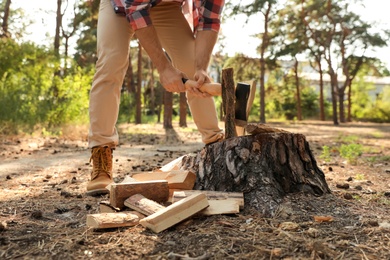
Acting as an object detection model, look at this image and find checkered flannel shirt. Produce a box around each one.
[123,0,225,33]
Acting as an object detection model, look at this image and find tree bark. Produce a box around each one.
[179,93,187,127]
[180,127,331,217]
[54,0,62,57]
[1,0,12,38]
[163,90,173,129]
[293,58,302,121]
[136,42,142,124]
[318,60,325,121]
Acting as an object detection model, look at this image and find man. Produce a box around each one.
[86,0,225,196]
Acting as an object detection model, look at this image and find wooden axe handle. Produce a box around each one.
[182,78,221,96]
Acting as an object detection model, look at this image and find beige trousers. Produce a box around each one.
[88,0,223,148]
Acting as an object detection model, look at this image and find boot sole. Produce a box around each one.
[85,188,109,197]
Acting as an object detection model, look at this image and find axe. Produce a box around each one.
[182,78,255,135]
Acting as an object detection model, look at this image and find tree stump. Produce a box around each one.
[180,124,331,217]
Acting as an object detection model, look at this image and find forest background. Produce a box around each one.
[1,0,390,136]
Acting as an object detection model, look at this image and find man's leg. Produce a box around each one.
[87,0,133,195]
[150,2,224,144]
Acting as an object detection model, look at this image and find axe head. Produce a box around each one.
[234,82,251,127]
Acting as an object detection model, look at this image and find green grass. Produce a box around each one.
[339,143,363,164]
[337,134,359,144]
[320,145,332,162]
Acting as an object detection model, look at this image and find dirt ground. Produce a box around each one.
[0,121,389,260]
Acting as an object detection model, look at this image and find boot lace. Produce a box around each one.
[90,147,113,180]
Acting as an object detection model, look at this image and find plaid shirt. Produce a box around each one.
[123,0,225,33]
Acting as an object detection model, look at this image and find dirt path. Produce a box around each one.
[0,121,389,259]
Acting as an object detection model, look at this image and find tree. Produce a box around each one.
[61,0,79,70]
[228,0,279,123]
[135,41,142,124]
[301,0,389,124]
[1,0,12,38]
[179,93,187,127]
[73,0,100,68]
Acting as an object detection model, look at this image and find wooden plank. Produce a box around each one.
[124,194,165,216]
[110,180,169,209]
[86,211,144,229]
[172,190,245,210]
[159,156,184,172]
[131,170,196,190]
[139,193,209,233]
[199,199,240,216]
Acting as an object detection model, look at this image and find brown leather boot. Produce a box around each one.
[86,146,113,196]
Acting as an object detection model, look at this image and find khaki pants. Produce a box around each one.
[88,0,223,148]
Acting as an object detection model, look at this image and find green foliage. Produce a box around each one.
[320,145,331,162]
[339,143,363,164]
[351,73,390,122]
[118,91,136,124]
[262,69,320,120]
[0,38,93,134]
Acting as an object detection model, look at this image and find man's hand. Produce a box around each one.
[186,69,212,97]
[135,26,186,93]
[159,66,186,93]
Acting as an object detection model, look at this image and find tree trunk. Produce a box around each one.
[149,60,156,120]
[179,93,187,127]
[180,126,331,217]
[338,88,346,123]
[163,90,173,129]
[347,81,352,122]
[318,61,325,121]
[136,42,142,124]
[126,51,135,93]
[259,3,272,124]
[54,0,62,57]
[329,71,339,125]
[1,0,12,38]
[294,58,302,121]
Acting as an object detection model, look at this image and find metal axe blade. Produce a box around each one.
[235,81,256,135]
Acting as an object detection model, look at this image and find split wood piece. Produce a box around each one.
[222,67,237,139]
[131,170,196,190]
[99,201,121,213]
[124,194,166,216]
[172,190,245,210]
[199,199,240,216]
[139,193,209,233]
[110,180,169,209]
[86,211,144,229]
[244,123,289,135]
[159,156,185,172]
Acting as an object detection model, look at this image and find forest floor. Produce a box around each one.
[0,121,389,260]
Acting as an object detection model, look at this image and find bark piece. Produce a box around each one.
[139,193,209,233]
[172,190,244,210]
[86,212,143,229]
[124,194,165,216]
[110,180,169,209]
[131,170,196,190]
